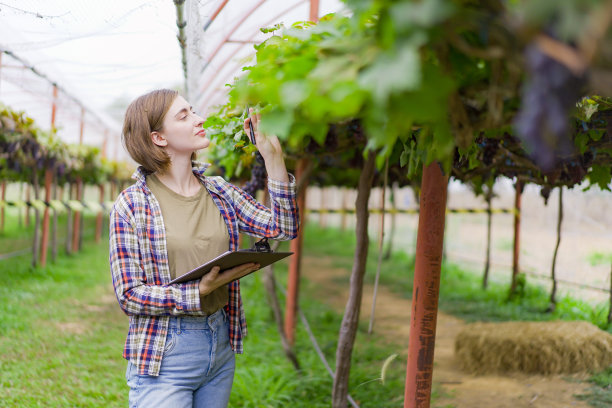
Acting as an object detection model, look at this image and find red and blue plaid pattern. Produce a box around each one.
[109,162,298,376]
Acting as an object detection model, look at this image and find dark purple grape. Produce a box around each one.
[514,43,587,170]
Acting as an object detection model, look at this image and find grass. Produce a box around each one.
[302,223,612,408]
[586,250,612,267]
[0,212,413,407]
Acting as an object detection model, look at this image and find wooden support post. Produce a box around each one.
[404,162,448,408]
[510,180,523,296]
[72,178,82,252]
[39,169,53,266]
[285,158,309,346]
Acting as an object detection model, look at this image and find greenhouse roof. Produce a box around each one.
[0,0,345,158]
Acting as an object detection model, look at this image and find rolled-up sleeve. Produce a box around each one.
[225,174,299,240]
[109,202,204,316]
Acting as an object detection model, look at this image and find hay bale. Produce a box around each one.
[454,321,612,375]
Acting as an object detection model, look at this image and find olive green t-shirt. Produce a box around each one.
[147,173,230,314]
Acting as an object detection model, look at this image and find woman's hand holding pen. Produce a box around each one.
[243,108,289,183]
[198,263,260,296]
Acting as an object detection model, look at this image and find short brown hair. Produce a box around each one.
[122,89,178,173]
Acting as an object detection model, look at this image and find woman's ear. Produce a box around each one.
[151,131,168,147]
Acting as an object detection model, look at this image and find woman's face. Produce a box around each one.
[153,95,208,157]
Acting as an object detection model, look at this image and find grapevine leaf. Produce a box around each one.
[259,109,293,139]
[357,44,421,105]
[588,165,611,191]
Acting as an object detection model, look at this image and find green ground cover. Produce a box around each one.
[0,216,411,407]
[301,223,612,408]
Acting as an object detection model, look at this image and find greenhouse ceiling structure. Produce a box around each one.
[0,0,345,158]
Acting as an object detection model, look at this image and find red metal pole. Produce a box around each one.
[404,162,448,408]
[203,0,230,31]
[102,130,108,159]
[284,158,309,346]
[510,179,522,294]
[0,52,3,96]
[40,85,58,266]
[79,107,85,145]
[39,169,53,266]
[72,178,82,252]
[50,85,57,128]
[309,0,320,21]
[95,184,104,243]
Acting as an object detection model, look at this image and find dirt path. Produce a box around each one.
[301,255,592,408]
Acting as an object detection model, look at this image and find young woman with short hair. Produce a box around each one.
[109,89,298,407]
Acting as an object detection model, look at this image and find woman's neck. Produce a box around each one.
[154,155,201,197]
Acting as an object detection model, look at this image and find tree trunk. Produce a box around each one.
[262,261,301,371]
[331,151,376,408]
[483,187,493,289]
[368,157,388,334]
[607,260,612,325]
[404,162,448,408]
[383,182,398,260]
[548,187,563,311]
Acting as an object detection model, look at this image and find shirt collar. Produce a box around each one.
[131,161,212,191]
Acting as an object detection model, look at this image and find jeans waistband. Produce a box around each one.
[168,308,225,330]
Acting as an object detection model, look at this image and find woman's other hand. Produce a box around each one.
[244,108,289,182]
[198,263,260,296]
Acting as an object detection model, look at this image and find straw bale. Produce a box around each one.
[454,321,612,375]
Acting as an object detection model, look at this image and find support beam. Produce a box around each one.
[79,107,85,145]
[309,0,319,22]
[285,158,309,345]
[404,162,448,408]
[197,0,307,111]
[203,0,229,31]
[510,179,523,296]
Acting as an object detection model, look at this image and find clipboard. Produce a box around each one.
[168,238,293,284]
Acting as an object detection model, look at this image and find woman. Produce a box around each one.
[109,89,299,407]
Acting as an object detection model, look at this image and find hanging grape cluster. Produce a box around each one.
[242,152,267,197]
[514,43,587,170]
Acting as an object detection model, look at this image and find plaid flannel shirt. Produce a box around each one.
[109,161,298,376]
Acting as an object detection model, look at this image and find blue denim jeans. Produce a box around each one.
[126,308,236,408]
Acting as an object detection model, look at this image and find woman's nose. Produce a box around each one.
[194,114,205,127]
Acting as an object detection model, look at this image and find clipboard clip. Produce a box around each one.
[253,237,272,253]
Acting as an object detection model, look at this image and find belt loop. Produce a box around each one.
[177,316,182,334]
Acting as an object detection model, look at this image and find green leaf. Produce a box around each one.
[588,165,612,191]
[390,0,455,28]
[259,109,293,139]
[358,44,421,105]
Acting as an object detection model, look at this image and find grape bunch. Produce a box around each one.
[242,152,267,197]
[514,42,587,170]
